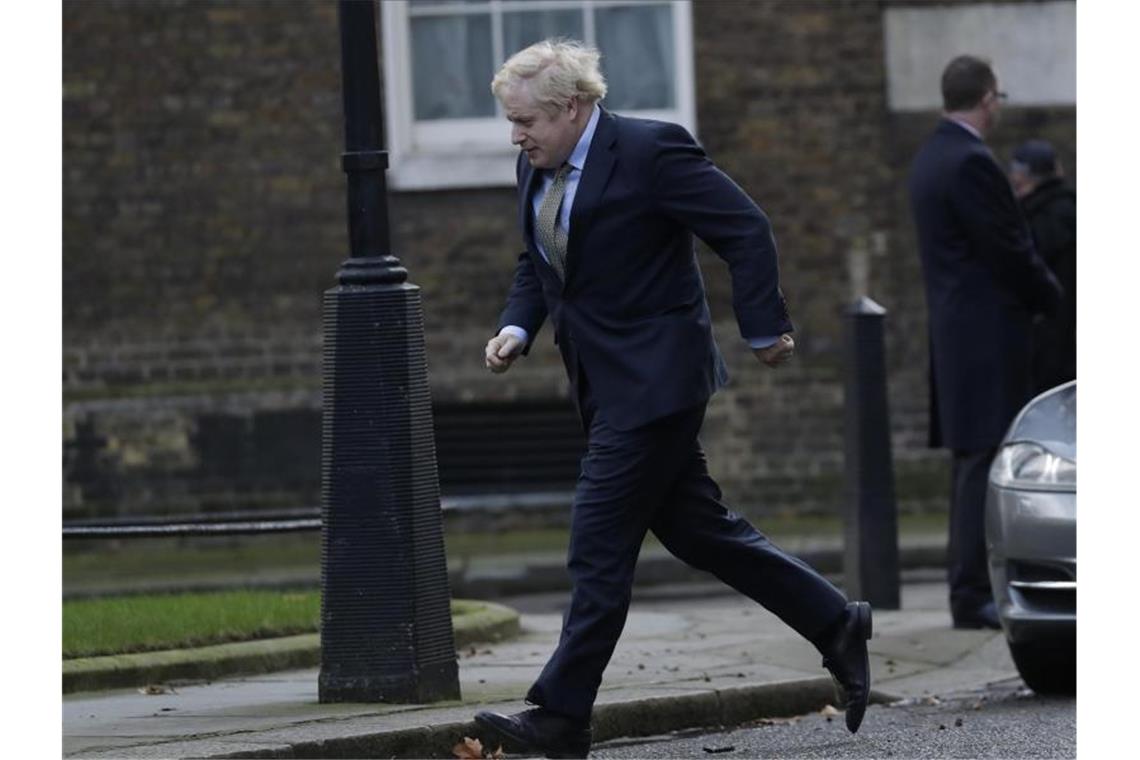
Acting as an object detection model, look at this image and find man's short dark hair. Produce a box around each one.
[941,55,996,111]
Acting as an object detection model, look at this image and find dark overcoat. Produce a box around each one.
[1021,177,1077,393]
[908,120,1062,450]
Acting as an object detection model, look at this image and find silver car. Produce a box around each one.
[985,380,1076,694]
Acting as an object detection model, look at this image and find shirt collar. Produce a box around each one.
[565,104,601,172]
[945,116,982,140]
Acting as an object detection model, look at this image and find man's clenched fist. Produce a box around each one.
[484,333,525,373]
[753,333,795,368]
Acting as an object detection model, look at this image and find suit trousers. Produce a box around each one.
[948,447,998,617]
[525,375,849,720]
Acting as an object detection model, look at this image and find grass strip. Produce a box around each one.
[63,589,479,660]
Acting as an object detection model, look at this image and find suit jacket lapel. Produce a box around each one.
[566,108,618,281]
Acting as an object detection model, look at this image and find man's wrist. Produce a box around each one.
[748,335,779,350]
[499,325,529,344]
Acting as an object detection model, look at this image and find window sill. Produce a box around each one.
[389,150,518,192]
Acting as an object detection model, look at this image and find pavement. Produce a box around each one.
[62,576,1021,759]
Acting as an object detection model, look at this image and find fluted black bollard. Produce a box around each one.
[842,297,900,610]
[318,0,459,703]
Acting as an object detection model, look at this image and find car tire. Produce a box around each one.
[1008,637,1076,695]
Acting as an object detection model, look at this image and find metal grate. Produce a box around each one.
[432,401,586,495]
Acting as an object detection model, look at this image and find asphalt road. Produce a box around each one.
[592,679,1075,759]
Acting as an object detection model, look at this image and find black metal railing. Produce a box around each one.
[61,491,575,540]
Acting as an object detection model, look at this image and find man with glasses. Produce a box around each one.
[908,55,1062,630]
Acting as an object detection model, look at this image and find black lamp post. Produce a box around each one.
[318,0,460,703]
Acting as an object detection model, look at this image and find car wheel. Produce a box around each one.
[1008,637,1076,695]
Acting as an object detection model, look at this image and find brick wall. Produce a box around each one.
[62,0,1076,521]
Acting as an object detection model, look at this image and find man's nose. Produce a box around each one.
[511,125,525,145]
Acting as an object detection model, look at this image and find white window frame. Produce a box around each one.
[381,0,696,190]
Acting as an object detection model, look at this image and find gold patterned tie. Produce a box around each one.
[536,163,571,281]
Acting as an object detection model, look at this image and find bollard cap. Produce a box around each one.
[846,296,887,316]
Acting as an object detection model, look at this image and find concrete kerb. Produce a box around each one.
[209,678,901,759]
[62,599,520,694]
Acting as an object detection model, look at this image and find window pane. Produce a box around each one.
[503,9,585,57]
[411,15,495,120]
[595,4,675,110]
[409,0,487,10]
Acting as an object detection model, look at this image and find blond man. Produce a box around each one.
[474,40,871,758]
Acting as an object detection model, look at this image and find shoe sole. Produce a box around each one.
[855,600,872,639]
[846,601,873,734]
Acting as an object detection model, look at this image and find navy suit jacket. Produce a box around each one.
[908,120,1062,450]
[497,107,791,431]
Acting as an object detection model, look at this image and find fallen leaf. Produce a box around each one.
[954,718,963,727]
[820,705,842,717]
[489,745,504,759]
[138,684,176,695]
[938,724,947,730]
[755,716,801,726]
[452,737,483,759]
[703,745,736,754]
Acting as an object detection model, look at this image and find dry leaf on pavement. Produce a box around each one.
[453,737,484,759]
[755,716,800,726]
[819,704,842,717]
[138,684,176,695]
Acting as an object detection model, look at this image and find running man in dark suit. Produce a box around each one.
[908,55,1062,630]
[473,39,872,758]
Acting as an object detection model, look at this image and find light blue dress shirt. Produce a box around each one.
[499,105,777,352]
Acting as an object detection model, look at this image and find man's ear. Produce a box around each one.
[566,96,580,121]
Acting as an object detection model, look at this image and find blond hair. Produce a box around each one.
[491,38,607,114]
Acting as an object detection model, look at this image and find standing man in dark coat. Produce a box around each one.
[1009,139,1077,394]
[472,39,872,758]
[908,55,1063,630]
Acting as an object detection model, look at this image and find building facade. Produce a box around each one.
[63,0,1076,521]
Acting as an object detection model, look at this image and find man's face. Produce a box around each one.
[982,76,1004,129]
[502,84,581,170]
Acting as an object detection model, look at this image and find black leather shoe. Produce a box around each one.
[474,707,592,759]
[818,601,873,734]
[952,600,1001,630]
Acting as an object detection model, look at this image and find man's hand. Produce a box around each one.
[753,333,795,368]
[484,333,526,373]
